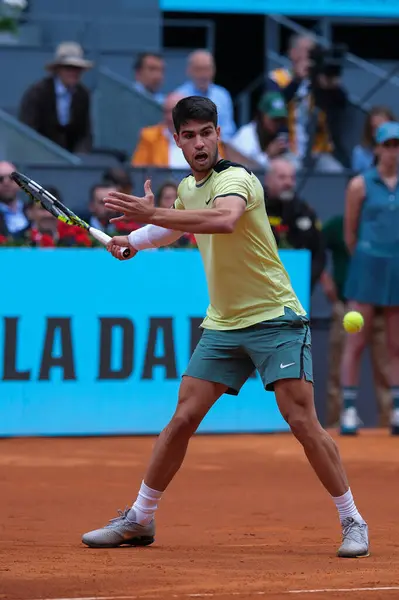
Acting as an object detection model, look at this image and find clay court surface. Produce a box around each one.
[1,431,399,600]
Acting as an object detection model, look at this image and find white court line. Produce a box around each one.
[29,588,399,600]
[288,588,399,594]
[32,597,142,600]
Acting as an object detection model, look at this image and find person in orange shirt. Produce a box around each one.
[132,92,188,168]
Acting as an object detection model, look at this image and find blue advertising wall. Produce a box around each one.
[0,249,310,437]
[160,0,398,16]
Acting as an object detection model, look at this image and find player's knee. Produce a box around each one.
[168,383,205,439]
[288,410,312,441]
[169,410,201,439]
[284,401,320,446]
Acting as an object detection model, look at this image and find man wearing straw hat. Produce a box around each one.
[19,42,94,153]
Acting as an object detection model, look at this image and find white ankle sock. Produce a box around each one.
[332,488,365,524]
[129,481,162,525]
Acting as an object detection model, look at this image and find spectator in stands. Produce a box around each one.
[265,158,325,290]
[320,214,390,428]
[270,35,346,172]
[19,42,93,154]
[0,161,30,239]
[102,167,134,195]
[132,92,189,168]
[26,186,59,245]
[34,185,94,247]
[156,180,179,208]
[133,52,165,104]
[89,182,144,235]
[229,91,298,170]
[351,106,396,174]
[176,50,236,141]
[88,183,119,234]
[341,121,399,435]
[154,180,196,248]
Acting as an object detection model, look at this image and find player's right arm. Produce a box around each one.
[344,175,365,254]
[107,197,186,260]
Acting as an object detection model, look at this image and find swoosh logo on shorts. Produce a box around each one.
[280,362,295,369]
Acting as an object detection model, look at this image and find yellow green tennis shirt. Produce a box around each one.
[174,160,306,330]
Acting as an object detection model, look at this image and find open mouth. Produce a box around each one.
[195,152,208,163]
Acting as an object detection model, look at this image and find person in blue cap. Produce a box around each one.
[341,121,399,435]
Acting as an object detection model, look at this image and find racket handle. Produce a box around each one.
[89,227,131,258]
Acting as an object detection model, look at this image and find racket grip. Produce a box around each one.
[89,227,131,258]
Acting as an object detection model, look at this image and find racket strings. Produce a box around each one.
[13,172,90,232]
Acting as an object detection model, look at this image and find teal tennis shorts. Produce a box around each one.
[184,307,313,394]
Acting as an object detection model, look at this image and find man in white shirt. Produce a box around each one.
[133,52,165,105]
[176,50,236,141]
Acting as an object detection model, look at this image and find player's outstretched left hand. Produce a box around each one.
[106,236,137,261]
[104,180,155,223]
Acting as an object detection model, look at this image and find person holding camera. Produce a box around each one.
[270,34,346,172]
[228,91,298,169]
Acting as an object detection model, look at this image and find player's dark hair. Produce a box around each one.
[133,52,163,72]
[172,96,218,134]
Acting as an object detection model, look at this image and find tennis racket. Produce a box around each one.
[11,171,131,258]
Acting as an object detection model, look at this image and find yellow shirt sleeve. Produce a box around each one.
[212,168,253,207]
[173,197,185,210]
[173,182,185,210]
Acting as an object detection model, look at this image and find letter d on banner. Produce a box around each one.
[98,318,134,380]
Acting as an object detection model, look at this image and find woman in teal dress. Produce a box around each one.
[341,121,399,435]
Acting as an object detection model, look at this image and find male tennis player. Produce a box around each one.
[82,96,369,557]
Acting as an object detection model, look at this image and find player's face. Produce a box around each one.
[174,121,220,174]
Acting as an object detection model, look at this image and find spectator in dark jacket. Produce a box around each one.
[19,42,93,153]
[264,157,326,290]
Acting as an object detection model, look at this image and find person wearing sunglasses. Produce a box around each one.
[341,122,399,435]
[0,161,30,239]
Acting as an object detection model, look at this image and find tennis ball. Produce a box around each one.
[343,311,364,333]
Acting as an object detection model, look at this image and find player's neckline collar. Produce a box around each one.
[195,172,212,188]
[195,160,224,188]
